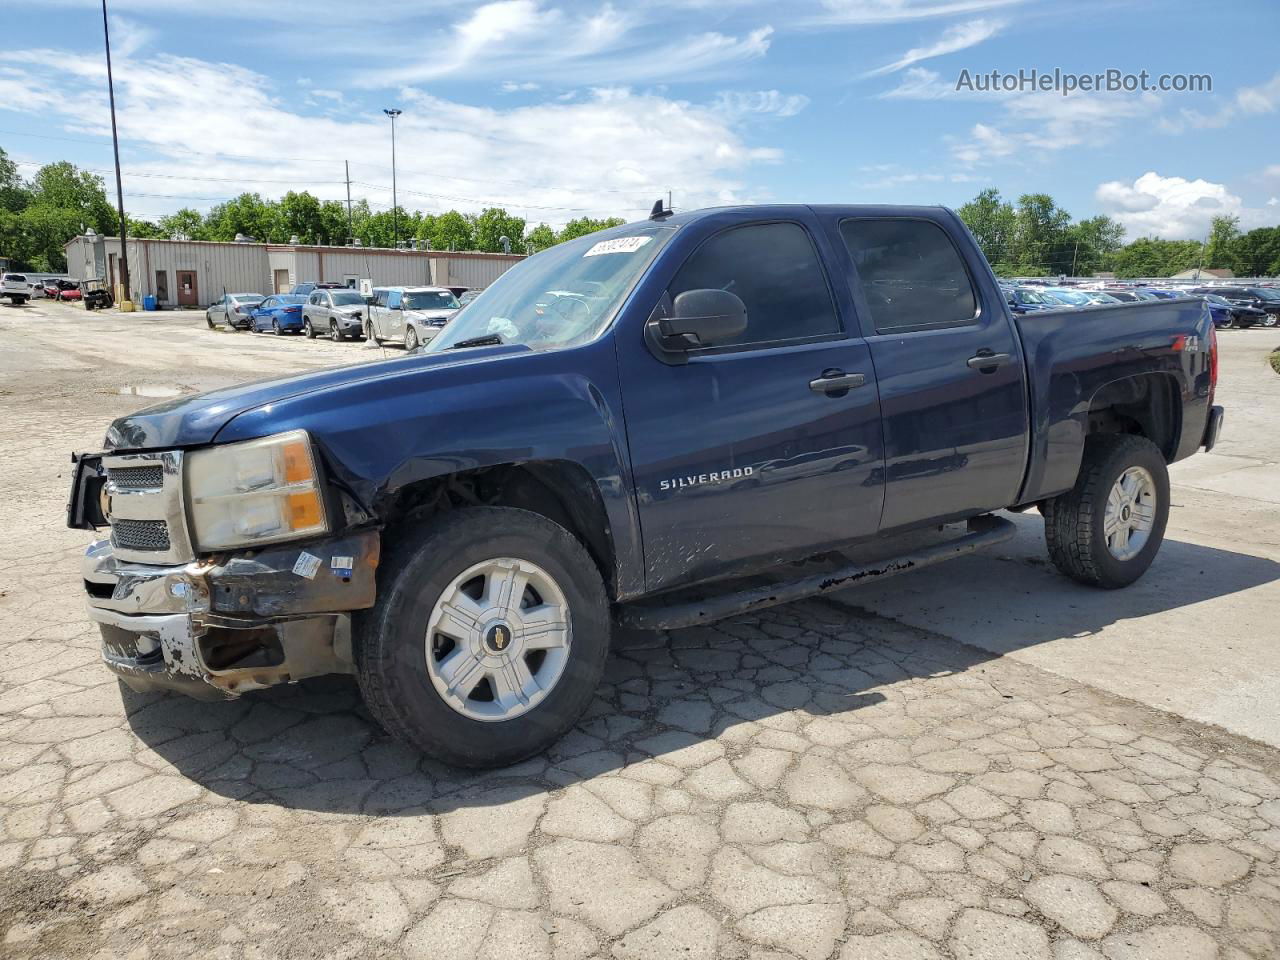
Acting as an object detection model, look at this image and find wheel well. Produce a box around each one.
[1086,374,1180,461]
[380,462,617,597]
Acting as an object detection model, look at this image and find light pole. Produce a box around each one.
[383,108,402,248]
[102,0,130,306]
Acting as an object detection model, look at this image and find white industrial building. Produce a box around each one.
[63,233,525,308]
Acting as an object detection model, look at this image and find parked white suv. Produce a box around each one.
[1,273,32,305]
[366,286,460,349]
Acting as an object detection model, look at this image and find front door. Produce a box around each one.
[619,215,885,593]
[827,214,1028,531]
[177,271,198,307]
[274,269,290,294]
[155,270,168,304]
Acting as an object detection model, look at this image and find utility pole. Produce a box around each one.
[344,160,353,241]
[383,108,402,248]
[101,0,130,306]
[1195,233,1207,280]
[1070,239,1079,278]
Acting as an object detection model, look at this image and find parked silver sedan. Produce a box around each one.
[302,288,368,341]
[206,293,265,330]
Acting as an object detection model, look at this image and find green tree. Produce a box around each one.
[1231,227,1280,277]
[1011,193,1072,274]
[472,207,527,253]
[956,188,1016,272]
[317,200,351,246]
[127,216,164,239]
[28,161,117,235]
[16,204,82,271]
[525,223,557,252]
[1108,237,1202,279]
[557,216,625,243]
[430,210,474,251]
[1066,215,1125,276]
[1203,215,1240,270]
[157,208,208,240]
[0,147,28,215]
[278,190,324,244]
[203,192,281,242]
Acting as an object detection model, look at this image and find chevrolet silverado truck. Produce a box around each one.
[68,204,1224,768]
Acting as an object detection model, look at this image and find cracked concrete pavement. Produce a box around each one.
[2,301,1279,959]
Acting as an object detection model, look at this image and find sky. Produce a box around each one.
[1,0,1278,240]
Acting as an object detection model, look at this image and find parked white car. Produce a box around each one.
[1,273,33,304]
[366,286,460,349]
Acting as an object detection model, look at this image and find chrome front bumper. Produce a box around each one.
[83,530,380,699]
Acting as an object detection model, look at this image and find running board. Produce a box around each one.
[618,514,1016,631]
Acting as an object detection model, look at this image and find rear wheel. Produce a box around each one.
[354,507,610,768]
[272,319,281,335]
[366,321,382,345]
[304,318,317,339]
[206,311,215,329]
[1043,434,1169,589]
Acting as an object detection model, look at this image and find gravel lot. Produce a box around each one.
[2,300,1278,960]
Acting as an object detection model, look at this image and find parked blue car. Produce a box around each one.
[250,294,307,334]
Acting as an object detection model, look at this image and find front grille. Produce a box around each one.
[108,465,164,490]
[111,518,171,553]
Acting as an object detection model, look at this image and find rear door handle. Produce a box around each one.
[967,351,1012,371]
[809,371,867,394]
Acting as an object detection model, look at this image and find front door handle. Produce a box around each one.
[967,351,1012,371]
[809,371,866,394]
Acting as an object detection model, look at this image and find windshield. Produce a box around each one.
[277,295,306,304]
[1248,288,1280,301]
[1015,289,1050,304]
[233,295,264,304]
[1045,289,1088,305]
[404,290,460,311]
[427,224,675,353]
[330,291,364,305]
[1204,295,1228,305]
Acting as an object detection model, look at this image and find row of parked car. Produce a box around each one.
[204,282,483,347]
[0,273,115,308]
[1000,280,1280,329]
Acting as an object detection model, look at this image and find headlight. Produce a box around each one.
[185,430,328,550]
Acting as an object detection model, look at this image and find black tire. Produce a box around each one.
[354,507,610,768]
[405,326,419,351]
[366,321,382,345]
[304,318,317,339]
[206,312,215,329]
[330,320,342,341]
[1043,434,1170,589]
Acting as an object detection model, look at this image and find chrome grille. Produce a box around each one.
[107,465,164,490]
[110,518,171,552]
[102,450,193,564]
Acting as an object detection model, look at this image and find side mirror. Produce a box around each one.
[647,289,748,360]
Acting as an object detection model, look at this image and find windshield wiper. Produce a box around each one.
[449,333,505,349]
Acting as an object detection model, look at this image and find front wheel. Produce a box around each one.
[1043,434,1170,589]
[354,507,610,768]
[405,326,419,351]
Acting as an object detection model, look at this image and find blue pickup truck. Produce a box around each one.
[68,204,1223,767]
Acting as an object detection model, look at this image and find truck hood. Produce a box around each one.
[405,308,457,322]
[103,345,528,451]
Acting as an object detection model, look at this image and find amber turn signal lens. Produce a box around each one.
[282,441,314,485]
[286,491,324,530]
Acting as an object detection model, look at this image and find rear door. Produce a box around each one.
[386,289,405,341]
[618,212,886,592]
[823,212,1029,531]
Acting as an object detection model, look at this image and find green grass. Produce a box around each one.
[1270,350,1280,376]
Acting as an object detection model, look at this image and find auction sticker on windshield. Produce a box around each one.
[583,236,653,257]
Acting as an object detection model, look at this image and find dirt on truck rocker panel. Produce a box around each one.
[67,202,1223,769]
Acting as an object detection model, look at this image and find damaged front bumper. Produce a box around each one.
[84,530,380,699]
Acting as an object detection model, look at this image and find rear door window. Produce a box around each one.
[838,219,979,333]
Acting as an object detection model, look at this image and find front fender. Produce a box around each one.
[213,338,644,597]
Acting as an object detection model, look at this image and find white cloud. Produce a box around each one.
[1095,172,1274,240]
[713,89,810,118]
[1160,72,1280,133]
[500,81,541,93]
[815,0,1023,24]
[878,67,956,99]
[0,49,787,227]
[863,18,1003,77]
